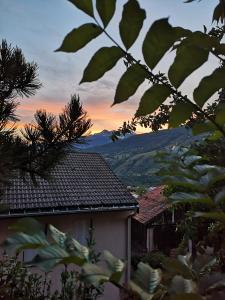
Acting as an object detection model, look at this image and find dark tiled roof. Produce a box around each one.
[133,186,167,224]
[1,152,137,216]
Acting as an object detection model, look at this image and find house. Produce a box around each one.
[132,186,182,257]
[0,152,138,300]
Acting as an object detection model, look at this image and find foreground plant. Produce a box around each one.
[57,0,225,142]
[3,217,225,300]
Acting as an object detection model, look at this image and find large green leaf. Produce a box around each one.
[114,64,147,104]
[142,19,189,70]
[80,46,123,83]
[193,164,221,175]
[181,31,218,49]
[192,121,217,135]
[3,232,48,253]
[48,224,66,248]
[213,2,225,23]
[49,225,89,260]
[96,0,116,27]
[9,218,44,235]
[65,235,89,260]
[163,176,205,192]
[67,0,94,17]
[194,67,225,107]
[56,23,102,53]
[104,250,124,283]
[82,263,110,287]
[169,275,195,294]
[168,45,209,88]
[163,258,193,279]
[199,167,225,187]
[183,155,202,166]
[136,84,171,117]
[31,244,85,272]
[119,0,146,50]
[169,102,193,128]
[169,192,213,205]
[130,262,161,298]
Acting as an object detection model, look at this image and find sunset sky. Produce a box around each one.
[1,0,218,133]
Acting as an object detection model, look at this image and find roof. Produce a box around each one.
[1,152,137,217]
[133,186,167,225]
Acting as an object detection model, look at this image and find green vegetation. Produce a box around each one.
[0,40,91,186]
[3,0,225,299]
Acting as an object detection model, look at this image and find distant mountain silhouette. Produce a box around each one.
[82,127,202,187]
[74,130,134,149]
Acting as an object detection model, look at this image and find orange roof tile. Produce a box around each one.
[133,186,167,224]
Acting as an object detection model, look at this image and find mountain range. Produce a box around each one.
[74,128,201,187]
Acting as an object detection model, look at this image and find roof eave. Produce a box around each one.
[0,203,139,219]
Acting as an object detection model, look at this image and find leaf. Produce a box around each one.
[169,192,213,205]
[56,23,102,53]
[80,46,123,83]
[49,225,89,260]
[213,2,225,23]
[136,85,171,117]
[67,0,94,17]
[181,31,218,50]
[169,275,196,294]
[168,45,209,88]
[163,258,193,279]
[142,19,189,70]
[192,121,217,135]
[113,64,147,105]
[194,67,225,107]
[215,103,225,126]
[199,167,225,187]
[64,235,89,260]
[194,211,225,221]
[214,187,225,204]
[104,250,125,283]
[3,232,48,253]
[129,281,154,300]
[31,244,84,272]
[130,262,161,297]
[208,130,223,141]
[48,224,66,247]
[9,218,44,235]
[169,102,193,128]
[183,155,202,166]
[193,164,221,175]
[119,0,146,50]
[82,263,110,287]
[163,176,205,192]
[96,0,116,27]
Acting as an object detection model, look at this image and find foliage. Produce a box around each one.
[2,219,104,300]
[58,0,225,142]
[4,217,225,300]
[0,254,79,300]
[0,39,92,187]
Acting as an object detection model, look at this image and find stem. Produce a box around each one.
[93,17,225,136]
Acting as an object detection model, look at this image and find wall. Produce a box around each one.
[0,210,133,300]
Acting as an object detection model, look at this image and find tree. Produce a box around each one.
[56,0,225,141]
[0,39,92,187]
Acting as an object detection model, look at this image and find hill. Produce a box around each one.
[84,127,201,187]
